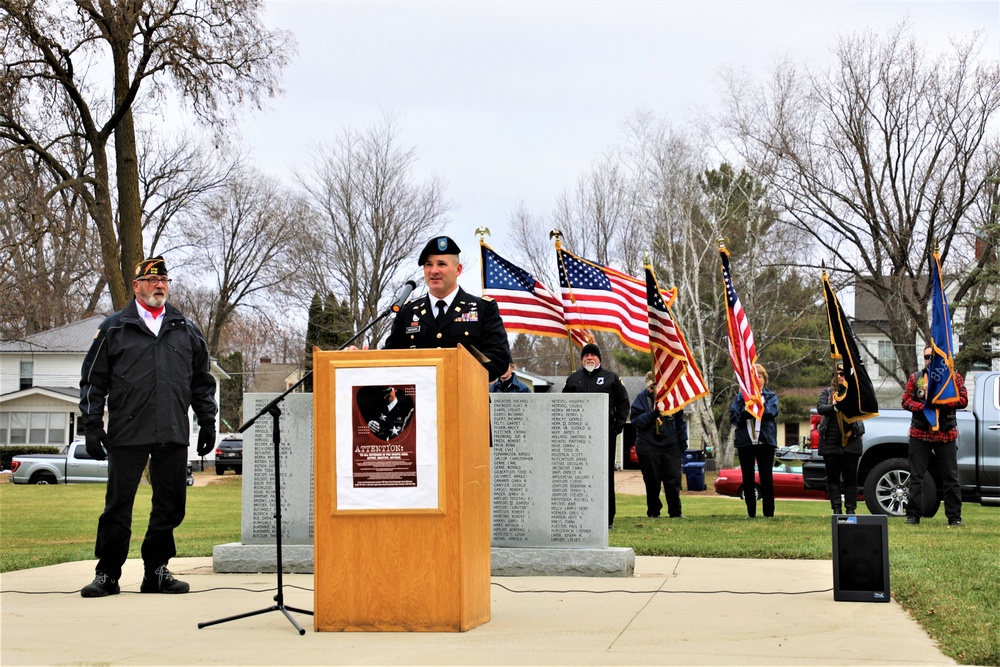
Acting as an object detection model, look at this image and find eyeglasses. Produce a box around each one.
[136,277,170,285]
[836,372,844,376]
[923,354,932,360]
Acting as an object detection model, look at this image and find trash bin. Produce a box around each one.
[683,462,706,491]
[682,449,705,465]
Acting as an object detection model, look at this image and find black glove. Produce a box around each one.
[197,423,216,457]
[85,429,109,461]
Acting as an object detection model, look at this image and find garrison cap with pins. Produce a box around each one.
[134,256,168,278]
[418,236,461,265]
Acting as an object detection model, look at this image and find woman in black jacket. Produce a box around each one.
[815,363,863,514]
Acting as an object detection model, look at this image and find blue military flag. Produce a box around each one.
[924,251,961,430]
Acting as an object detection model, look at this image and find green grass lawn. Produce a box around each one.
[1,479,996,665]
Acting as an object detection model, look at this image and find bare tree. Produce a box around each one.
[138,130,241,255]
[179,168,312,355]
[296,113,451,346]
[718,23,1000,382]
[0,134,105,339]
[0,0,294,308]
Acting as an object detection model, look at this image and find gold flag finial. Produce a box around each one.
[549,229,563,248]
[475,227,491,242]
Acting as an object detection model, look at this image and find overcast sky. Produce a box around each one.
[236,0,999,291]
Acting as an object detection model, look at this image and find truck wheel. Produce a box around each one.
[738,485,761,501]
[30,471,57,485]
[863,457,940,517]
[216,466,225,475]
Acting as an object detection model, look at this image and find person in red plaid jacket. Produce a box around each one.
[900,345,969,527]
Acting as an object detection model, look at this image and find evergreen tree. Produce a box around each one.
[217,351,245,433]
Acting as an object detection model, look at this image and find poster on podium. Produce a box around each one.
[334,365,440,511]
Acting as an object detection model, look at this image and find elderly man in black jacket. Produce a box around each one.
[79,256,217,598]
[562,343,630,528]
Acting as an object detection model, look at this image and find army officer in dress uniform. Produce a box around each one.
[384,235,511,382]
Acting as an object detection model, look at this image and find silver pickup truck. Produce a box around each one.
[804,371,1000,516]
[11,439,194,486]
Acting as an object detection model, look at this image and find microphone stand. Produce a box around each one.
[198,295,410,635]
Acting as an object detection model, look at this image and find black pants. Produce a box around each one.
[737,445,775,517]
[823,452,859,511]
[636,442,683,517]
[907,437,961,521]
[95,444,188,579]
[607,434,617,526]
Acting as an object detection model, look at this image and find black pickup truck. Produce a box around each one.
[803,371,1000,516]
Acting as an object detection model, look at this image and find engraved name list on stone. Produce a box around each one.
[549,397,598,543]
[490,396,534,544]
[490,393,606,550]
[243,393,315,546]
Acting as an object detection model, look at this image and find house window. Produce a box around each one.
[19,361,33,390]
[9,413,27,444]
[784,422,800,447]
[29,413,48,444]
[878,340,898,377]
[48,413,67,444]
[2,412,69,446]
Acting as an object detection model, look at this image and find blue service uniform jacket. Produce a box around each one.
[384,287,512,382]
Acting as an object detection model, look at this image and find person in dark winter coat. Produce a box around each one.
[816,363,864,514]
[630,371,688,518]
[79,256,217,598]
[729,363,779,518]
[562,343,630,528]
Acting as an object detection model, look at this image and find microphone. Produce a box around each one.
[391,280,418,312]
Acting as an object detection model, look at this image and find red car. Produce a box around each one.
[713,462,829,500]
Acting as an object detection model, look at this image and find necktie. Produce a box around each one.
[436,300,447,325]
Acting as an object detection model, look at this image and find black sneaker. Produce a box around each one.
[948,518,964,528]
[140,565,190,594]
[81,572,120,598]
[905,516,920,525]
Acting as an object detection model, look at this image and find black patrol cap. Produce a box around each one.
[418,236,461,265]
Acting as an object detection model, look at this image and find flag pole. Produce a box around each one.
[551,229,577,372]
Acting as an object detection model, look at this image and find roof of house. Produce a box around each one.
[0,316,105,353]
[250,362,304,393]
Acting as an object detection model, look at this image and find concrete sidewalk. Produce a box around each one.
[0,555,952,666]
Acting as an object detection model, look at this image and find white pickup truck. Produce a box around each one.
[11,440,193,485]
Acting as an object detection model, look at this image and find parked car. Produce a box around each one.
[11,439,107,484]
[214,434,243,475]
[803,371,1000,517]
[714,461,828,500]
[13,439,194,486]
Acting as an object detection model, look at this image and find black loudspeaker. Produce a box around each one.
[831,514,890,602]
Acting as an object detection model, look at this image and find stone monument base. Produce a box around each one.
[212,543,314,574]
[212,544,635,578]
[490,547,635,577]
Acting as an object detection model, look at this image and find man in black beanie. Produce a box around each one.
[561,342,630,528]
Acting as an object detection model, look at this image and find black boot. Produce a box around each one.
[831,502,842,515]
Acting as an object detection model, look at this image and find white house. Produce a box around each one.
[0,317,229,462]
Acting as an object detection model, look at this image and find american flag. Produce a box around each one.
[720,247,763,420]
[481,243,592,347]
[557,246,650,352]
[646,265,710,414]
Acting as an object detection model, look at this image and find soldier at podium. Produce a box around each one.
[385,235,511,382]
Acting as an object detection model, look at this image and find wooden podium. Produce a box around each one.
[312,346,491,632]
